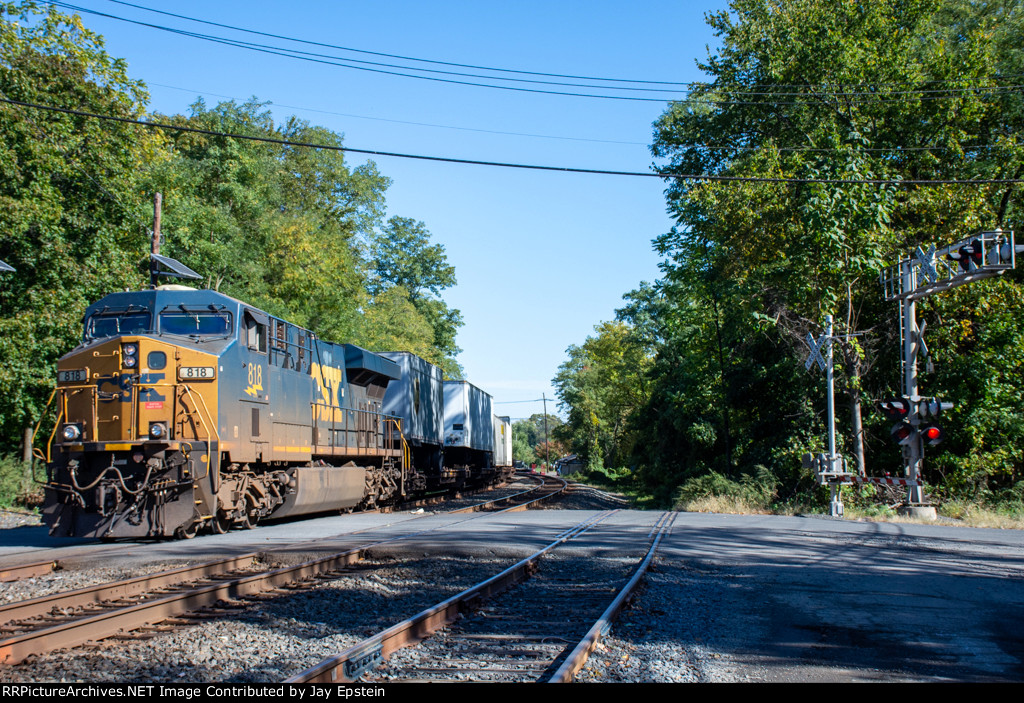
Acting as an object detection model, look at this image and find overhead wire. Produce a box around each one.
[149,80,1015,153]
[3,97,1023,186]
[48,2,687,102]
[149,82,649,146]
[46,2,1024,104]
[100,0,1024,95]
[102,0,695,87]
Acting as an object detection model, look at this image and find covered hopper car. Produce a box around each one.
[37,286,512,539]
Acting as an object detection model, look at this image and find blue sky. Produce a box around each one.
[60,0,727,420]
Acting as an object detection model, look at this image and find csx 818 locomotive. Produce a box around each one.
[38,284,505,539]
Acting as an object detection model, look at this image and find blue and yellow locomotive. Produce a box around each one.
[40,285,414,538]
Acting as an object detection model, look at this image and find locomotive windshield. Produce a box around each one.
[160,310,233,338]
[85,312,151,340]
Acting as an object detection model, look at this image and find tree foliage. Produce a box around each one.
[0,1,158,444]
[557,0,1024,505]
[0,2,464,459]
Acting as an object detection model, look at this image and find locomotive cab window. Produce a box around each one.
[85,312,151,340]
[244,311,267,353]
[160,310,232,338]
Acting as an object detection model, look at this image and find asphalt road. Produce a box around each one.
[657,512,1024,682]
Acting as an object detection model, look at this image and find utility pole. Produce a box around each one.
[150,192,162,288]
[542,393,550,471]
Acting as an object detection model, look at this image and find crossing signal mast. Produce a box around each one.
[875,229,1021,516]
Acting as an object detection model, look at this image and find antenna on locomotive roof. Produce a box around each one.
[148,192,202,287]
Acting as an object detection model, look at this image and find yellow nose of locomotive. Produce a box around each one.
[55,337,179,445]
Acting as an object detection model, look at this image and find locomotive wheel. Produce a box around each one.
[239,499,255,530]
[212,511,230,534]
[176,520,200,540]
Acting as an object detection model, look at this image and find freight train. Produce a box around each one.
[37,284,512,539]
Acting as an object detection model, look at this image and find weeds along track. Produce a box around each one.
[289,511,675,684]
[0,475,568,670]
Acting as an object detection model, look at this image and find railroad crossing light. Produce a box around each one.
[947,239,984,272]
[989,241,1024,266]
[920,424,945,446]
[877,397,911,421]
[919,398,954,418]
[890,422,916,446]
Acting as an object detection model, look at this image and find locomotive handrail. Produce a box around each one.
[310,403,402,456]
[383,417,410,474]
[31,388,58,464]
[177,383,219,482]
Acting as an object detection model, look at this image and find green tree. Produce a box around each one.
[0,1,159,451]
[553,321,652,471]
[641,0,1024,498]
[147,99,388,345]
[512,413,563,465]
[369,216,463,377]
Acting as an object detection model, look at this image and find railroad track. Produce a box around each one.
[0,474,569,668]
[0,559,58,584]
[448,472,566,513]
[288,510,675,684]
[0,472,544,584]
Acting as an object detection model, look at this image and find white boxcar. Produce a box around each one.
[493,415,512,468]
[442,380,493,451]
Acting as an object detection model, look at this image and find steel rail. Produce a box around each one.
[0,553,261,627]
[0,546,366,666]
[0,559,59,584]
[448,472,566,514]
[285,509,619,684]
[545,511,676,683]
[0,474,566,665]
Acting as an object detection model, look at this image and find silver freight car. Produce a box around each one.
[493,415,512,468]
[379,351,446,486]
[443,380,494,470]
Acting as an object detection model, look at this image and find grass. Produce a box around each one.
[569,465,1024,529]
[0,454,43,511]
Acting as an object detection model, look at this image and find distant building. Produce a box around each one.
[555,454,584,476]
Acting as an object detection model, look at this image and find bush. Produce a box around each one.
[0,454,40,509]
[673,467,779,513]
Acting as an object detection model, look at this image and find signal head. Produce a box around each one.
[921,424,945,446]
[877,397,911,421]
[890,422,916,445]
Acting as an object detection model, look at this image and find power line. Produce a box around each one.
[49,3,1024,105]
[149,82,648,146]
[103,0,692,88]
[150,81,1015,154]
[99,1,1024,96]
[50,2,684,102]
[4,97,1023,186]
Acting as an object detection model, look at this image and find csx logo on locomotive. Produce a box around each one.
[37,285,513,539]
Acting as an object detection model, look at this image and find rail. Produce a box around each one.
[286,510,622,684]
[0,487,562,666]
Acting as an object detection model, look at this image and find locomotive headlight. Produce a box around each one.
[121,343,138,368]
[149,422,168,440]
[61,424,82,441]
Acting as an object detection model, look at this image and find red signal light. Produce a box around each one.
[890,423,915,445]
[877,398,911,421]
[921,424,945,446]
